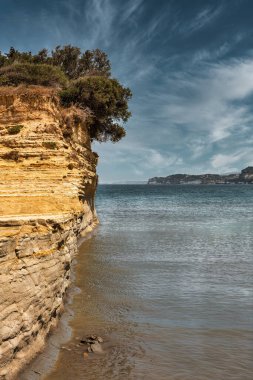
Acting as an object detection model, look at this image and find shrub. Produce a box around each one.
[8,124,23,135]
[60,76,132,142]
[42,141,57,150]
[0,63,68,87]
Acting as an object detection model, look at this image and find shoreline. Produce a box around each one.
[19,223,99,380]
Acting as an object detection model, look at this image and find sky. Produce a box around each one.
[0,0,253,182]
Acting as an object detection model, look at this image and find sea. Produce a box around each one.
[45,184,253,380]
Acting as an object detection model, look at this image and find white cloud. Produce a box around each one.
[93,137,184,182]
[121,0,143,23]
[161,57,253,145]
[191,33,246,64]
[211,148,253,170]
[83,0,116,47]
[188,6,223,33]
[173,5,224,36]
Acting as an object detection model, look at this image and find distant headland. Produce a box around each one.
[148,167,253,185]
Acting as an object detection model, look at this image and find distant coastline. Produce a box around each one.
[148,166,253,185]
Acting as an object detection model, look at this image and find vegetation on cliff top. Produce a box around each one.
[0,46,132,142]
[0,63,68,87]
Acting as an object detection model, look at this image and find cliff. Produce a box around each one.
[0,86,98,379]
[148,167,253,185]
[239,166,253,183]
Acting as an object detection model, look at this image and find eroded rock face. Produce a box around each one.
[0,86,98,379]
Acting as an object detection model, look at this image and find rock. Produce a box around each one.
[90,341,103,354]
[87,345,92,353]
[0,86,99,379]
[80,335,104,344]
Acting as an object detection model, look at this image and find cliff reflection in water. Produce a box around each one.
[47,185,253,380]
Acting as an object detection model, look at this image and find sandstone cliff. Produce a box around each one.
[0,86,98,379]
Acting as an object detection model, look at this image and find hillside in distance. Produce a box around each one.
[148,167,253,185]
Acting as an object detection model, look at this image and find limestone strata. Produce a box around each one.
[0,86,98,379]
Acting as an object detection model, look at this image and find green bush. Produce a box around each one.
[8,124,23,135]
[42,141,57,150]
[60,76,132,142]
[0,63,67,87]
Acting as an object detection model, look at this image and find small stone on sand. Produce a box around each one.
[90,341,103,354]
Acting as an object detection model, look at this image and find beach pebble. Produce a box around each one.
[90,341,103,354]
[87,345,92,353]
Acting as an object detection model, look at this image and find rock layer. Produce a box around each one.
[0,86,98,379]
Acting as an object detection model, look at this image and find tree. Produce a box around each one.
[33,49,49,64]
[6,47,33,64]
[77,49,111,77]
[60,76,132,142]
[50,46,111,79]
[6,47,19,62]
[51,45,81,78]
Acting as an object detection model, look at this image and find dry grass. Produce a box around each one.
[0,85,57,96]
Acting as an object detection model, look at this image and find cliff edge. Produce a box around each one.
[0,86,98,379]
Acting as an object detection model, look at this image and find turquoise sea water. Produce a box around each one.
[47,185,253,380]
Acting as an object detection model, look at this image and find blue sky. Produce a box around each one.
[1,0,253,182]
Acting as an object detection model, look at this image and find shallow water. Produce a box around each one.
[46,185,253,380]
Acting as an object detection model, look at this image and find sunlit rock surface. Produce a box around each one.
[0,86,98,379]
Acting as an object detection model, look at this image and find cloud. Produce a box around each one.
[188,5,223,33]
[211,148,253,170]
[172,4,224,37]
[121,54,253,178]
[83,0,117,47]
[161,57,253,145]
[94,138,184,182]
[120,0,143,23]
[191,33,246,64]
